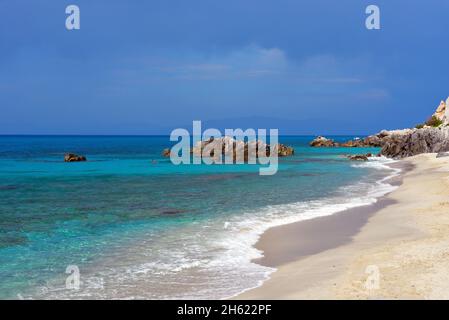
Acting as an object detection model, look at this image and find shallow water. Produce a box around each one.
[0,135,396,299]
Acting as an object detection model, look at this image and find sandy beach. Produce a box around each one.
[237,153,449,299]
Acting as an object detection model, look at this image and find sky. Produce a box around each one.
[0,0,448,135]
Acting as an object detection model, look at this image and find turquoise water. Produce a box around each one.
[0,135,394,299]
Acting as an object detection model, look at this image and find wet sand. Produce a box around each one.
[237,154,449,299]
[254,198,396,268]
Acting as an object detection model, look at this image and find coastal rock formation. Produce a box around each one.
[310,97,449,159]
[432,98,449,125]
[310,135,382,148]
[163,137,294,161]
[334,127,449,159]
[311,127,449,159]
[277,144,295,157]
[340,137,381,147]
[373,98,449,158]
[347,154,370,161]
[336,127,449,159]
[309,136,337,147]
[192,137,294,160]
[64,153,87,162]
[379,127,449,158]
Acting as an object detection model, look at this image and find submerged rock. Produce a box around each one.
[64,153,86,162]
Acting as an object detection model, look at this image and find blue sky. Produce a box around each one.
[1,0,448,135]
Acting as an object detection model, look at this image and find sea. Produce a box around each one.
[0,135,399,299]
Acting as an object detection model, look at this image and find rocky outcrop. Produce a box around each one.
[192,137,294,160]
[340,137,382,147]
[326,127,449,159]
[433,100,447,123]
[310,97,449,159]
[277,144,295,157]
[64,153,87,162]
[431,98,449,125]
[379,127,449,158]
[163,136,294,161]
[347,154,370,161]
[309,136,337,147]
[310,127,449,159]
[310,135,382,148]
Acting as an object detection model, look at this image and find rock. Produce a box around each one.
[313,97,449,159]
[379,127,449,158]
[309,97,449,159]
[162,148,171,157]
[165,137,294,162]
[340,140,363,147]
[310,134,383,148]
[310,126,449,158]
[341,134,384,147]
[309,136,337,147]
[447,97,449,115]
[64,153,86,162]
[432,99,449,124]
[277,144,294,157]
[361,134,384,147]
[347,154,370,161]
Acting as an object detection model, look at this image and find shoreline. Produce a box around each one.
[253,160,412,268]
[236,154,449,299]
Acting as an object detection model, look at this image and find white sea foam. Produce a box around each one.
[217,157,401,299]
[35,158,403,300]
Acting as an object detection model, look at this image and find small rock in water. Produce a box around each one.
[309,136,337,147]
[64,153,87,162]
[162,149,171,157]
[347,154,370,161]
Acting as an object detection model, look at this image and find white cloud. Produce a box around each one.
[152,47,368,84]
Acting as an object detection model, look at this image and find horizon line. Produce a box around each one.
[0,133,371,137]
